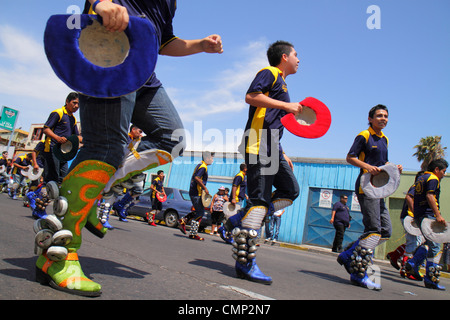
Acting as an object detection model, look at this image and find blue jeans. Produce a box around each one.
[270,215,282,240]
[401,217,423,254]
[416,215,442,259]
[71,86,185,170]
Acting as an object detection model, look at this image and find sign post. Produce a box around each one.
[0,106,20,152]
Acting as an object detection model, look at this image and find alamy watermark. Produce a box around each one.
[367,5,381,30]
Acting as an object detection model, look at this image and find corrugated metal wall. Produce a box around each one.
[163,151,361,245]
[279,160,360,244]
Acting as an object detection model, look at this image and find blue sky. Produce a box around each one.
[0,0,449,171]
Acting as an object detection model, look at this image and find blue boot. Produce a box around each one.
[405,245,427,281]
[28,185,48,220]
[99,202,114,230]
[350,271,381,291]
[424,261,445,290]
[235,259,272,285]
[226,209,246,230]
[337,240,359,274]
[113,192,132,222]
[218,226,234,244]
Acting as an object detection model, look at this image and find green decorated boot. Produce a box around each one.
[35,160,115,297]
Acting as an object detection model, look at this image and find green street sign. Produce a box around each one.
[0,106,19,131]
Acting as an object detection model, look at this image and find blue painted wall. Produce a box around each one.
[160,151,361,246]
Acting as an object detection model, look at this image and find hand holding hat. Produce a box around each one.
[92,0,129,32]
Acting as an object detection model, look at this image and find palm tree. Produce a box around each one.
[413,136,447,171]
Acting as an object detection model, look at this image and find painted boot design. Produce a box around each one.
[35,160,115,297]
[405,245,427,281]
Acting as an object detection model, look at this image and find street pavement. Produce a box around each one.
[1,192,450,306]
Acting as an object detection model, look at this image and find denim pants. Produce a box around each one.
[357,193,392,239]
[270,215,282,240]
[70,86,185,170]
[416,215,442,259]
[401,217,423,254]
[246,156,299,208]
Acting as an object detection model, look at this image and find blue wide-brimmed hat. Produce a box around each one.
[44,14,159,98]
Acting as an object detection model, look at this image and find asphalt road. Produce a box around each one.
[1,192,449,306]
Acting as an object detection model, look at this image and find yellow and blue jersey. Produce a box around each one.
[244,66,290,159]
[232,171,247,202]
[44,106,79,152]
[12,155,30,175]
[189,161,208,197]
[151,176,164,198]
[413,171,440,220]
[348,126,389,194]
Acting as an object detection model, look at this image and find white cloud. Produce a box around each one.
[0,24,73,130]
[0,25,71,103]
[167,39,269,123]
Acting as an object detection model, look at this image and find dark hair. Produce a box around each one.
[267,41,294,67]
[427,158,448,172]
[368,104,388,119]
[202,151,215,161]
[129,124,140,132]
[157,170,164,175]
[240,163,247,171]
[66,92,79,103]
[415,171,425,181]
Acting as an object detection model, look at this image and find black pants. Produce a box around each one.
[246,156,299,208]
[332,224,347,252]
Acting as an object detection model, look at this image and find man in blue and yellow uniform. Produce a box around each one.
[148,170,165,226]
[225,41,302,284]
[178,151,214,240]
[0,151,9,180]
[43,92,80,184]
[408,159,448,290]
[231,163,248,206]
[10,153,33,199]
[34,0,223,297]
[338,104,403,290]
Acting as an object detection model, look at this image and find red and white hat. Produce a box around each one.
[281,97,332,139]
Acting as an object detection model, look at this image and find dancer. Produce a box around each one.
[408,159,448,290]
[148,170,165,226]
[34,0,223,296]
[337,104,402,290]
[225,41,301,284]
[10,153,33,200]
[386,171,425,281]
[42,92,80,184]
[178,151,214,241]
[110,125,144,224]
[218,164,247,244]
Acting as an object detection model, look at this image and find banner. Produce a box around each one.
[0,106,19,131]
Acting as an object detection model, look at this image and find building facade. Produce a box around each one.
[145,151,449,260]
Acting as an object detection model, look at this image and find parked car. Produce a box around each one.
[125,187,211,229]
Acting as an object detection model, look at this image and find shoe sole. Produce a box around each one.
[35,267,102,297]
[236,269,272,285]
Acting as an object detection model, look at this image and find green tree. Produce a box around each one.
[413,136,447,171]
